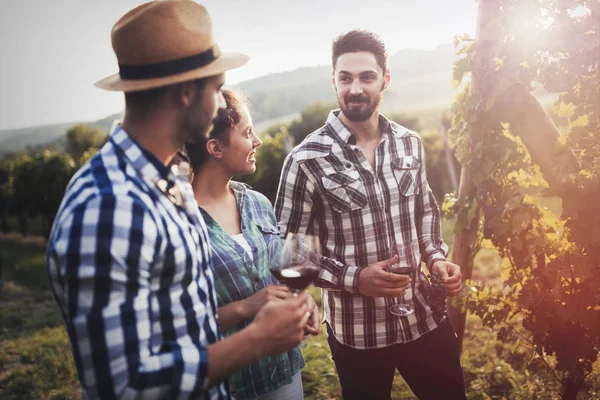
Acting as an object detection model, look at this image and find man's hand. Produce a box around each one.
[357,255,412,297]
[431,261,462,297]
[304,293,320,336]
[241,285,291,319]
[250,293,310,355]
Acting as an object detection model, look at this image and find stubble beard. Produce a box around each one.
[337,91,384,122]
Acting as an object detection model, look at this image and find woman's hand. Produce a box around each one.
[304,293,320,336]
[241,285,291,319]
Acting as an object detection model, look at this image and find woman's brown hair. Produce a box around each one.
[186,88,248,172]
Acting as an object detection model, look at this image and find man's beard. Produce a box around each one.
[338,91,384,122]
[186,107,221,144]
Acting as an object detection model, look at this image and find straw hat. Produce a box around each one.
[94,0,249,92]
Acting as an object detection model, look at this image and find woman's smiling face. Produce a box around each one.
[220,105,262,175]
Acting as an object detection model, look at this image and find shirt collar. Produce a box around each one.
[109,123,194,185]
[230,181,251,219]
[109,123,168,182]
[198,181,251,230]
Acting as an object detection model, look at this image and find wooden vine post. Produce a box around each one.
[448,0,499,349]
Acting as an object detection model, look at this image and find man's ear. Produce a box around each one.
[206,138,223,159]
[383,69,391,91]
[332,71,337,92]
[177,81,197,107]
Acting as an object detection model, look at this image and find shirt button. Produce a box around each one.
[353,148,359,153]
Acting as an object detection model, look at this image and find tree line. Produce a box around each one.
[0,104,458,238]
[0,125,105,237]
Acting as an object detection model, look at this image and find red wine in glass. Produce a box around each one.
[271,233,321,294]
[389,263,415,316]
[270,264,320,293]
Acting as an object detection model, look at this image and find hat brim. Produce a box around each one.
[94,52,249,92]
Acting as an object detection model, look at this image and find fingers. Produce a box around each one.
[374,259,411,284]
[376,269,412,288]
[378,286,411,298]
[445,262,461,277]
[438,263,462,296]
[443,273,461,284]
[293,292,310,309]
[381,255,398,268]
[299,306,310,329]
[432,261,450,279]
[304,304,320,336]
[304,323,320,336]
[280,294,310,340]
[377,270,412,284]
[309,299,319,320]
[272,289,292,300]
[446,279,463,296]
[372,256,398,271]
[436,267,450,280]
[266,285,292,300]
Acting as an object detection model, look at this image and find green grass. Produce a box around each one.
[0,327,79,400]
[0,235,63,340]
[0,234,79,399]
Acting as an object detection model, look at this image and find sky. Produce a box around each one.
[0,0,477,130]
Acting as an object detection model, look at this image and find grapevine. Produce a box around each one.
[445,0,600,398]
[423,271,447,323]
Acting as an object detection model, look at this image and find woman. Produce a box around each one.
[187,89,319,400]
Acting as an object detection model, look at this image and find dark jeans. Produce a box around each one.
[326,319,466,400]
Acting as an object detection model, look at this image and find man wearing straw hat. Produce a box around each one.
[46,2,310,399]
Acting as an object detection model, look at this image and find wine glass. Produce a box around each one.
[388,252,415,317]
[270,233,321,295]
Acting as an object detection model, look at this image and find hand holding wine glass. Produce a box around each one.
[250,293,311,354]
[388,259,415,317]
[356,256,412,298]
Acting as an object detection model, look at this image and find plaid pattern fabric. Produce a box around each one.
[275,110,448,349]
[199,182,304,400]
[47,126,229,399]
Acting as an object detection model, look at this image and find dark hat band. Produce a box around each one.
[119,46,219,80]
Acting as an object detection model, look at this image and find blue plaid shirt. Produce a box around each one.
[199,182,304,400]
[47,126,229,399]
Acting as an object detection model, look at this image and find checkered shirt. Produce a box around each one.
[275,110,448,349]
[46,125,229,399]
[200,182,304,399]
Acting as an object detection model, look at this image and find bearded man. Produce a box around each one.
[275,29,466,400]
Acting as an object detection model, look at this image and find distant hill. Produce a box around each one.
[236,43,456,122]
[0,44,457,157]
[0,112,122,157]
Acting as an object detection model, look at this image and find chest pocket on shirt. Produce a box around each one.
[321,168,368,213]
[392,156,420,197]
[255,221,281,271]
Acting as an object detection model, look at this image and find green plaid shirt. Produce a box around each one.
[200,181,304,400]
